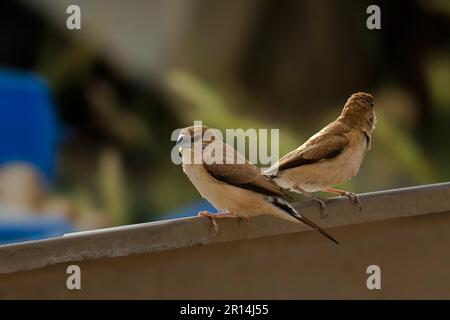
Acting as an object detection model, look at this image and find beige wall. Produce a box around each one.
[1,211,450,299]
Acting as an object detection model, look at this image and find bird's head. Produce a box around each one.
[339,92,376,132]
[175,125,217,152]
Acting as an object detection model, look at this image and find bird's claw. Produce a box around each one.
[198,211,237,236]
[312,197,329,218]
[342,192,362,212]
[198,211,219,236]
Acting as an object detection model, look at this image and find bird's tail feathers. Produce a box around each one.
[266,196,339,245]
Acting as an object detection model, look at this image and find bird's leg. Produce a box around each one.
[291,186,329,218]
[197,211,236,236]
[324,187,362,212]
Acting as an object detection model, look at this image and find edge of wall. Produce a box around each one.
[1,182,449,274]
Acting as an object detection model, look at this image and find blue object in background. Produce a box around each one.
[0,71,71,245]
[0,71,60,183]
[162,200,216,220]
[0,213,74,245]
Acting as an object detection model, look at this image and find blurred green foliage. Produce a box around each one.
[1,0,449,228]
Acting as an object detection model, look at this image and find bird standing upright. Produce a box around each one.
[265,92,376,218]
[175,125,338,244]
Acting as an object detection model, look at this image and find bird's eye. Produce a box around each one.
[371,103,374,108]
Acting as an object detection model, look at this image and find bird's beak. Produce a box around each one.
[175,136,183,147]
[175,134,190,148]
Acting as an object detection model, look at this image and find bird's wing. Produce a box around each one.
[276,129,350,171]
[204,143,291,199]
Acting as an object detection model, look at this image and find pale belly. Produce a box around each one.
[182,163,298,222]
[275,140,367,192]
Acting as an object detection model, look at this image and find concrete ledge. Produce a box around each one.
[1,182,449,274]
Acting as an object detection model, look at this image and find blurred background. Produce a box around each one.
[0,0,449,244]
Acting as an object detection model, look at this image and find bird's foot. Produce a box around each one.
[197,211,236,237]
[291,185,329,218]
[342,192,362,212]
[324,188,362,212]
[311,197,329,218]
[198,211,219,236]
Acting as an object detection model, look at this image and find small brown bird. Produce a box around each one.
[176,125,338,244]
[266,92,376,218]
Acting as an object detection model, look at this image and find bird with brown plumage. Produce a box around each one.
[265,92,376,218]
[175,125,338,244]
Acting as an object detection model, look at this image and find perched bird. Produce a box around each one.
[265,92,376,218]
[175,125,338,244]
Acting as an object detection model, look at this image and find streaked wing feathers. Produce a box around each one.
[204,143,291,199]
[277,132,349,170]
